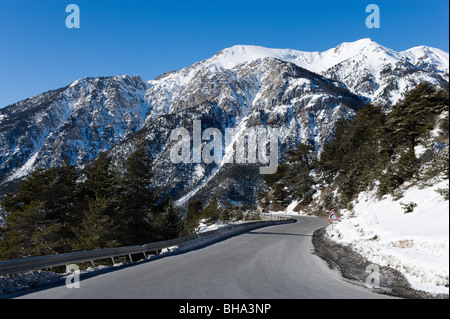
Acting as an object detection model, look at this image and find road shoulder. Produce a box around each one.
[311,227,449,299]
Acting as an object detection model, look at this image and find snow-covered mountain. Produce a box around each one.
[401,45,449,78]
[110,57,364,206]
[0,39,448,207]
[197,38,448,106]
[0,75,149,187]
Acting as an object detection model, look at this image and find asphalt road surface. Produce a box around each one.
[17,216,393,299]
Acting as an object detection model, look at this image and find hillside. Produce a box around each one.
[325,179,449,295]
[263,83,449,295]
[0,40,448,296]
[0,39,448,211]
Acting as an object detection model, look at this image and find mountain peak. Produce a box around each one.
[211,45,301,70]
[151,39,448,108]
[338,38,375,47]
[210,39,402,74]
[401,46,449,74]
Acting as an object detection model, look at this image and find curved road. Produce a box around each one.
[18,217,392,299]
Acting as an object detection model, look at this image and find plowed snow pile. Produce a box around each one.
[325,179,449,295]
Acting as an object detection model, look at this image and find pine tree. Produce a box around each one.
[387,83,444,156]
[1,168,54,214]
[0,201,45,260]
[0,160,81,259]
[201,197,221,225]
[116,137,157,245]
[158,197,183,241]
[39,160,81,254]
[77,151,121,249]
[182,200,203,236]
[77,196,117,251]
[82,151,118,199]
[219,200,233,223]
[0,167,56,260]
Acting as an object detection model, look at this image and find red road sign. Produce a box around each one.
[327,209,339,221]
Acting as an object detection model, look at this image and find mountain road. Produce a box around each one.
[17,216,393,299]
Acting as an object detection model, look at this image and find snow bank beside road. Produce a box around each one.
[197,220,245,234]
[325,180,449,295]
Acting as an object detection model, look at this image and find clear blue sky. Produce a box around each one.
[0,0,448,108]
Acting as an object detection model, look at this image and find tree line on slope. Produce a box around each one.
[0,138,184,261]
[264,83,449,212]
[0,138,258,261]
[0,83,448,261]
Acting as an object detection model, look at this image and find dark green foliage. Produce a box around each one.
[219,201,233,223]
[0,160,82,259]
[200,197,221,225]
[322,193,336,212]
[82,152,118,199]
[0,200,45,260]
[182,200,204,236]
[77,196,117,251]
[435,188,449,201]
[0,138,184,261]
[439,112,449,140]
[157,197,184,241]
[320,84,449,204]
[320,104,385,206]
[263,83,449,212]
[75,152,120,251]
[115,139,158,246]
[264,143,317,208]
[387,83,448,150]
[379,83,449,193]
[400,202,418,214]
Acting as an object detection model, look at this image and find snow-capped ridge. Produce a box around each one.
[153,39,448,107]
[401,46,449,75]
[210,44,321,71]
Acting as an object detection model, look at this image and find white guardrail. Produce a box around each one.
[0,217,294,276]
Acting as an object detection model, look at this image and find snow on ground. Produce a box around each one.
[269,200,310,216]
[196,219,246,234]
[325,179,449,295]
[0,264,114,295]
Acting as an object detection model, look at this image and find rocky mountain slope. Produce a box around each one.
[0,39,448,208]
[0,76,149,187]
